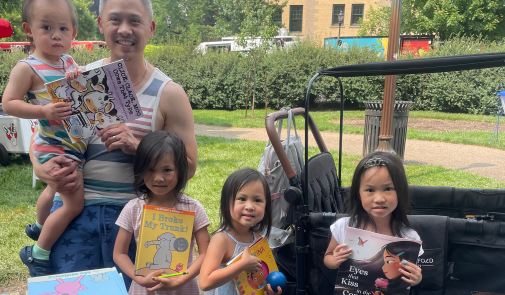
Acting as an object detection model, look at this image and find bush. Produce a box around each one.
[1,37,504,115]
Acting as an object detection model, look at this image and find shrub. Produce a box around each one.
[1,37,504,115]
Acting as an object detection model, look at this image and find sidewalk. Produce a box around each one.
[195,124,505,184]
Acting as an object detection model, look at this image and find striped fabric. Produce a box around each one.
[22,55,87,168]
[116,195,210,295]
[79,59,172,203]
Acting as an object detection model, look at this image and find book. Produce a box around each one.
[134,205,195,276]
[45,59,143,143]
[226,237,279,295]
[27,267,128,295]
[335,227,422,295]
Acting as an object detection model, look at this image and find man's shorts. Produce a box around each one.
[49,201,136,290]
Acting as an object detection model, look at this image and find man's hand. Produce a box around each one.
[97,123,139,154]
[41,102,72,120]
[36,156,79,194]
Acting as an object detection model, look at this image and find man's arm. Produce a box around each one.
[29,132,80,193]
[158,82,198,179]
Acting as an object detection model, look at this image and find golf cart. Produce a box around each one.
[264,52,505,295]
[0,103,38,166]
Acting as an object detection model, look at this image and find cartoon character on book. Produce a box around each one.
[345,241,420,295]
[246,261,270,289]
[40,275,87,295]
[144,232,187,272]
[89,273,110,283]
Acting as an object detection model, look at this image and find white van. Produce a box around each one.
[196,36,300,54]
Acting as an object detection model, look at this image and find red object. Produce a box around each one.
[401,37,433,58]
[0,18,13,38]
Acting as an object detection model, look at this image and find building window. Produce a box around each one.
[351,4,364,26]
[289,5,303,33]
[272,7,282,24]
[332,5,345,26]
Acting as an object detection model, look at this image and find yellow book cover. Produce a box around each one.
[226,237,279,295]
[134,205,195,276]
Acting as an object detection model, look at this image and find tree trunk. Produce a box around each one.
[245,72,250,118]
[264,71,268,118]
[252,60,257,118]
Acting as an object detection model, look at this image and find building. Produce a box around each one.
[277,0,390,43]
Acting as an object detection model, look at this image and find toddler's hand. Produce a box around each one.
[241,246,262,273]
[399,260,422,286]
[42,102,72,120]
[65,68,82,81]
[332,244,352,268]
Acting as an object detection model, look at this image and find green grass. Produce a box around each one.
[1,135,504,286]
[193,109,505,150]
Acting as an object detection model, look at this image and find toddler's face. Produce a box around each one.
[230,180,266,230]
[25,0,76,58]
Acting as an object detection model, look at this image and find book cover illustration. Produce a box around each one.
[335,227,422,295]
[45,59,143,143]
[134,205,195,276]
[226,237,279,295]
[27,267,128,295]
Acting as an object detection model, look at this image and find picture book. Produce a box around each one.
[135,205,195,276]
[335,227,422,295]
[27,267,128,295]
[45,59,143,143]
[226,237,279,295]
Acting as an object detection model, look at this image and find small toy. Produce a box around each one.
[266,271,286,291]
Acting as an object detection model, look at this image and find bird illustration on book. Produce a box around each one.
[358,237,368,246]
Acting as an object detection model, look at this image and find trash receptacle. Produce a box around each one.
[362,100,413,161]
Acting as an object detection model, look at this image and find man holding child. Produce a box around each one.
[30,0,198,289]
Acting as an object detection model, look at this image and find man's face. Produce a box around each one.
[98,0,155,62]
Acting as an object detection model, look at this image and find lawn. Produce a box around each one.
[193,109,505,150]
[1,135,504,287]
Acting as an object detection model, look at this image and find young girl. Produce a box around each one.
[199,168,281,295]
[324,152,423,291]
[114,131,210,294]
[2,0,85,277]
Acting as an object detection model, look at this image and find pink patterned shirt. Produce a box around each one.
[116,194,210,295]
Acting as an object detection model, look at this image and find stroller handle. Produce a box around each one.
[265,107,328,180]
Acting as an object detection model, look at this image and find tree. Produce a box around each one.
[150,0,216,44]
[358,0,505,40]
[0,0,99,41]
[0,0,24,42]
[213,0,286,117]
[74,0,98,40]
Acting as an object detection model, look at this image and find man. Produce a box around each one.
[29,0,198,288]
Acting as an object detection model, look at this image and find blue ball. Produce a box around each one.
[267,271,286,291]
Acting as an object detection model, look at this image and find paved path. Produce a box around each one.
[195,124,505,183]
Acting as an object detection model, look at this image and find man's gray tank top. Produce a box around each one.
[204,229,259,295]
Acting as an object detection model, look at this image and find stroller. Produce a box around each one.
[264,52,505,295]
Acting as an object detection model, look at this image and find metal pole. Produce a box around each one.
[376,0,402,154]
[168,26,171,44]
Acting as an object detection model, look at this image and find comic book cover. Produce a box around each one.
[45,59,143,143]
[226,237,279,295]
[335,227,422,295]
[27,267,128,295]
[134,205,195,276]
